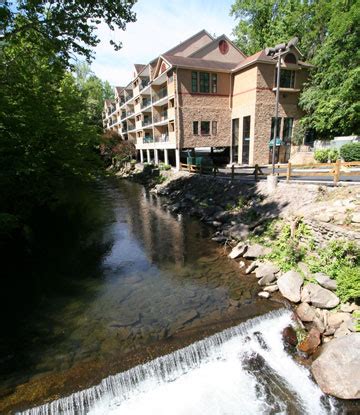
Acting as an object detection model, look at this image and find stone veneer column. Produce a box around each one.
[140,149,144,163]
[164,149,169,165]
[154,149,159,165]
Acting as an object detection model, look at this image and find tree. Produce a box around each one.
[1,0,137,65]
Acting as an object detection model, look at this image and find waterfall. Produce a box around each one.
[19,309,339,415]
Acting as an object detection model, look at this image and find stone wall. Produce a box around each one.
[303,219,360,247]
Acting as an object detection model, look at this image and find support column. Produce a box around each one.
[175,148,180,171]
[140,149,144,163]
[146,149,151,163]
[154,149,159,165]
[164,149,169,165]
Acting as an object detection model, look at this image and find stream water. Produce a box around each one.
[0,179,341,413]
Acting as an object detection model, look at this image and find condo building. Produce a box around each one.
[103,30,311,168]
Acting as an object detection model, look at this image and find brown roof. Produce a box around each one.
[163,54,237,72]
[134,64,146,74]
[115,86,125,94]
[105,99,114,106]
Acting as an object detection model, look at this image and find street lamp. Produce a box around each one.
[266,37,298,176]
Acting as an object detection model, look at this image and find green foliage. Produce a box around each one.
[314,148,339,163]
[159,163,171,171]
[336,266,360,302]
[340,142,360,162]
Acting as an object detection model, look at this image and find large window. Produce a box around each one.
[275,69,295,88]
[283,117,294,143]
[242,116,251,164]
[193,121,199,135]
[199,72,210,93]
[191,71,198,93]
[271,117,281,139]
[200,121,210,135]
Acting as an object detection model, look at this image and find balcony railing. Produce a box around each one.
[142,119,152,127]
[121,112,126,119]
[128,125,135,131]
[124,92,133,102]
[155,134,169,143]
[143,136,154,143]
[126,110,135,117]
[152,88,168,103]
[141,99,151,109]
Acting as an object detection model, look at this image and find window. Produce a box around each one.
[200,121,210,135]
[271,117,281,139]
[275,69,295,88]
[243,116,251,139]
[199,72,210,93]
[283,117,294,143]
[242,116,251,164]
[193,121,199,135]
[192,71,198,93]
[212,74,217,93]
[284,53,297,64]
[212,121,217,135]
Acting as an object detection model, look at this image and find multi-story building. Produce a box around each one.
[103,29,311,168]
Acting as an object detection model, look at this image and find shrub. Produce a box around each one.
[159,163,171,171]
[314,149,330,163]
[340,142,360,161]
[328,149,339,162]
[336,266,360,302]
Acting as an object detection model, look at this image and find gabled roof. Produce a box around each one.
[163,54,237,72]
[105,99,114,106]
[115,86,125,94]
[163,29,214,57]
[189,34,246,60]
[134,64,146,74]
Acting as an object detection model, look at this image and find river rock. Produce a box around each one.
[243,244,271,259]
[298,262,311,278]
[277,271,304,303]
[258,274,277,286]
[311,333,360,399]
[296,302,316,322]
[327,312,351,329]
[255,263,280,279]
[301,283,340,309]
[312,316,325,333]
[238,260,246,269]
[263,284,278,293]
[228,243,247,259]
[282,326,297,347]
[177,309,199,326]
[298,327,321,355]
[334,322,350,338]
[211,235,227,243]
[245,261,259,274]
[258,291,270,299]
[228,223,250,241]
[313,273,337,291]
[340,302,360,313]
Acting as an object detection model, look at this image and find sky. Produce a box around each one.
[91,0,236,86]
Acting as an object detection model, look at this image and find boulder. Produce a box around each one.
[296,302,316,322]
[258,291,270,299]
[311,333,360,399]
[258,274,277,286]
[327,312,351,330]
[263,284,279,293]
[298,327,321,355]
[313,273,337,291]
[340,302,360,313]
[277,271,304,303]
[211,235,227,243]
[301,283,340,309]
[312,317,325,334]
[255,263,280,279]
[298,262,311,278]
[227,224,250,241]
[245,261,259,275]
[228,243,247,259]
[282,326,298,347]
[243,244,272,259]
[334,322,350,338]
[351,212,360,223]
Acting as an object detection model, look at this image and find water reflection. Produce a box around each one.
[0,179,274,412]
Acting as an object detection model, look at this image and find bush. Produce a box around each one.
[336,266,360,302]
[314,149,330,163]
[340,142,360,161]
[159,163,171,171]
[328,149,339,162]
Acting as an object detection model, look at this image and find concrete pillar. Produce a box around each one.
[175,148,181,171]
[154,149,159,165]
[164,149,169,165]
[140,149,144,163]
[146,149,151,163]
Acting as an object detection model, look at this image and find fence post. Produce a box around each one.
[231,164,235,181]
[254,164,259,182]
[334,159,341,184]
[286,162,291,183]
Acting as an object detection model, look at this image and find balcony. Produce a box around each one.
[143,136,154,143]
[153,111,168,125]
[152,88,168,104]
[124,92,134,103]
[128,125,135,131]
[142,119,152,127]
[155,134,169,143]
[126,110,135,117]
[140,79,150,91]
[141,99,152,109]
[121,112,126,120]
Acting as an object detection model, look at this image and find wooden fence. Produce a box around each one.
[180,160,360,184]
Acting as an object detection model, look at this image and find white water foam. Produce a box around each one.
[19,309,339,415]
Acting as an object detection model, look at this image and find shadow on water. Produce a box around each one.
[0,178,280,413]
